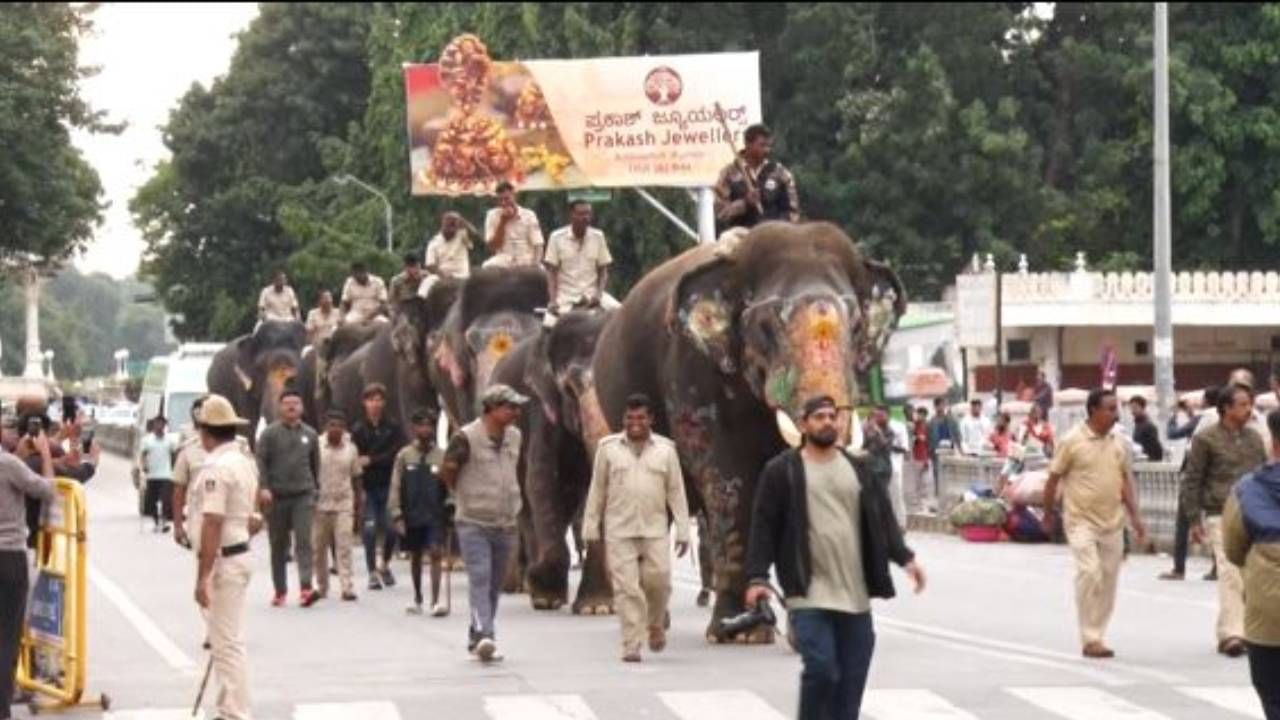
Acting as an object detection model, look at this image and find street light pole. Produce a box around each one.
[1153,3,1176,432]
[334,174,394,253]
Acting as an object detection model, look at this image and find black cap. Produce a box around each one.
[801,395,837,419]
[411,408,437,425]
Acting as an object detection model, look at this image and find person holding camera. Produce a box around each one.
[583,394,690,663]
[0,425,53,720]
[745,395,925,720]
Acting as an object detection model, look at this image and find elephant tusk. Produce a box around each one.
[776,409,802,449]
[234,365,253,392]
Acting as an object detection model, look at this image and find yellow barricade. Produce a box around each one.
[16,477,110,713]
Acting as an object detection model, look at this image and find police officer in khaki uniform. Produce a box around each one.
[173,396,251,550]
[583,393,690,663]
[190,395,261,720]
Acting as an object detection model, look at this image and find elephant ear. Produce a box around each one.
[854,258,907,373]
[666,255,740,374]
[390,309,423,367]
[234,336,257,393]
[522,331,561,426]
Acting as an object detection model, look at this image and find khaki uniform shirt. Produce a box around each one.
[583,432,690,543]
[341,276,389,324]
[189,441,259,553]
[425,231,472,279]
[305,307,340,347]
[544,226,612,311]
[789,455,871,615]
[1049,424,1132,532]
[1181,422,1267,519]
[258,286,299,322]
[483,206,545,267]
[317,435,362,512]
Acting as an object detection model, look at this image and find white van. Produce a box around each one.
[135,343,224,449]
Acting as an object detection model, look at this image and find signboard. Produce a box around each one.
[28,571,66,647]
[404,35,762,195]
[567,189,613,203]
[955,273,997,348]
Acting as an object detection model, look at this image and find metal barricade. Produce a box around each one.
[1135,462,1182,553]
[936,454,1005,513]
[16,478,111,713]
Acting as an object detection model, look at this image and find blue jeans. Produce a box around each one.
[362,484,396,572]
[790,609,875,720]
[456,522,516,646]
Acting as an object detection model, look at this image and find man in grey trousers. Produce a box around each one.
[439,383,527,662]
[256,389,321,608]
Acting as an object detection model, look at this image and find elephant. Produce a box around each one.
[489,309,616,614]
[206,319,309,446]
[580,221,906,643]
[428,265,549,428]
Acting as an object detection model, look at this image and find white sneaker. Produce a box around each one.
[431,602,448,617]
[406,602,424,615]
[475,638,496,661]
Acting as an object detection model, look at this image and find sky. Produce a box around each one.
[73,3,260,280]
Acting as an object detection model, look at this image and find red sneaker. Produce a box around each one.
[271,593,287,608]
[300,589,319,608]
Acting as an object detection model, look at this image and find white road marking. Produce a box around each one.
[659,689,787,720]
[294,701,403,719]
[1006,687,1171,719]
[1178,687,1265,718]
[88,563,198,674]
[104,711,205,720]
[863,689,980,719]
[483,694,599,720]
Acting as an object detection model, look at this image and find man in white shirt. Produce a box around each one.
[483,181,544,268]
[341,262,389,325]
[258,271,300,323]
[544,200,616,320]
[424,211,476,281]
[305,290,341,349]
[960,398,992,455]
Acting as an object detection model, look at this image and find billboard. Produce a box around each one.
[404,34,762,195]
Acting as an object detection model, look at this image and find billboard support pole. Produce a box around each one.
[632,189,699,242]
[697,188,716,244]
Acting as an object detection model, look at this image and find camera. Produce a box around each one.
[82,430,95,454]
[713,596,777,641]
[25,416,43,438]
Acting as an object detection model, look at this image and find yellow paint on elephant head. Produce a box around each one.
[488,331,514,357]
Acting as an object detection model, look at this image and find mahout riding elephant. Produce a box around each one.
[428,266,549,427]
[489,309,616,613]
[581,222,906,643]
[206,319,309,446]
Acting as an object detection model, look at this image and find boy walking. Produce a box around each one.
[391,409,451,616]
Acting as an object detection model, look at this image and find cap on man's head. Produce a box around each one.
[362,383,388,400]
[279,388,303,402]
[411,408,438,425]
[801,395,837,419]
[199,395,250,428]
[324,409,347,424]
[480,383,529,411]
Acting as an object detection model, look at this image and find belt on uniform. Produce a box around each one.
[220,542,250,558]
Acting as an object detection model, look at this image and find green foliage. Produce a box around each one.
[134,2,1280,339]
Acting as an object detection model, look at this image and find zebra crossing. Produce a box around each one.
[98,684,1264,719]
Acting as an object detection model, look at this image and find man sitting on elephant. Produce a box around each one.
[341,261,390,326]
[389,254,426,317]
[544,200,619,326]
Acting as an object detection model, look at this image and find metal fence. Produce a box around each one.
[935,453,1184,553]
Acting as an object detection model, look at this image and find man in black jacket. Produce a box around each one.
[352,383,406,590]
[746,395,925,720]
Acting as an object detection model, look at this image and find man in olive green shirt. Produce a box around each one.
[255,390,321,607]
[1182,383,1267,658]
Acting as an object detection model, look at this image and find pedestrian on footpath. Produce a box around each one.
[1042,388,1147,659]
[188,395,261,720]
[745,395,925,720]
[256,389,321,608]
[1182,382,1267,658]
[439,384,527,662]
[390,408,450,617]
[904,406,931,520]
[927,397,960,497]
[312,410,362,602]
[0,428,53,720]
[352,383,405,591]
[138,415,177,533]
[1223,409,1280,720]
[583,394,690,663]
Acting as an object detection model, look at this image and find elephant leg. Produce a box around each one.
[502,504,531,594]
[524,421,571,610]
[568,441,614,616]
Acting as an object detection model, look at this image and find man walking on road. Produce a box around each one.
[583,394,691,663]
[255,389,321,608]
[138,415,177,533]
[439,384,527,662]
[352,383,405,591]
[189,395,261,720]
[1182,382,1267,658]
[1223,409,1280,719]
[1,426,53,720]
[745,395,925,720]
[313,410,362,602]
[1043,388,1147,659]
[390,409,451,616]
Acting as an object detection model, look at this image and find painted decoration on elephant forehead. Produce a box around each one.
[404,34,762,195]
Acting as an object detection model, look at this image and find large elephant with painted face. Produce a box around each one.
[206,320,309,446]
[580,222,905,642]
[489,309,616,613]
[428,266,549,427]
